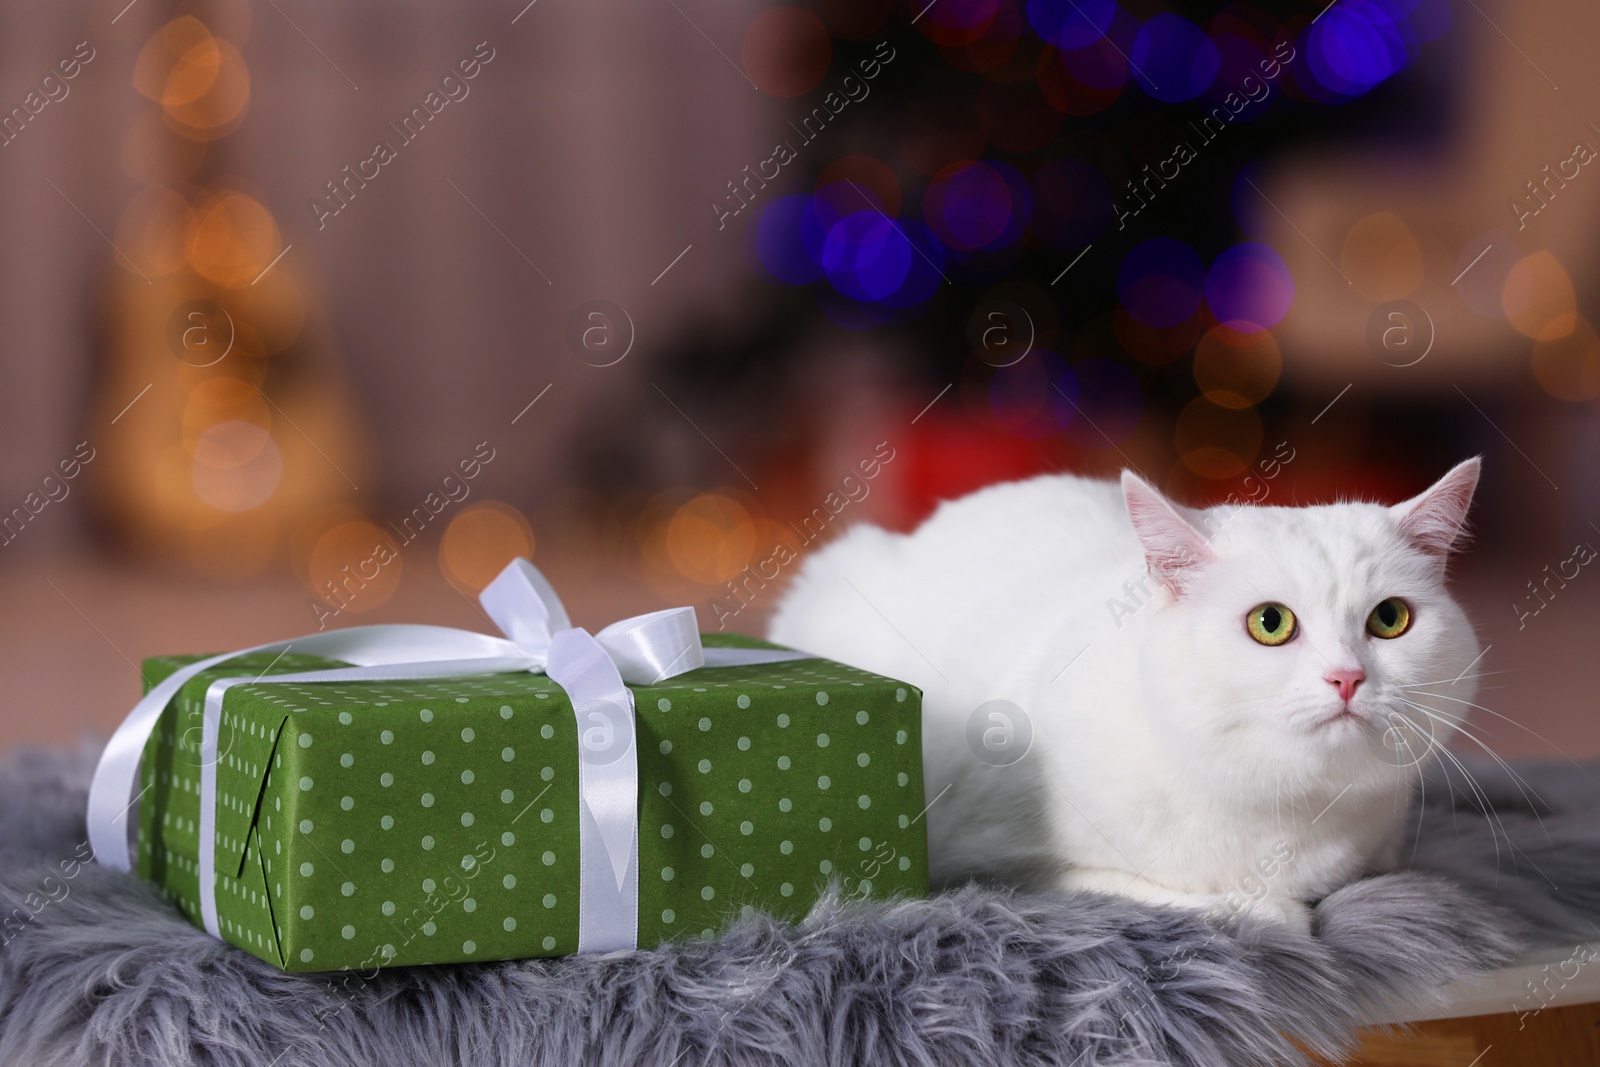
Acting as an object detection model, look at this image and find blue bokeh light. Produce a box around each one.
[1026,0,1117,50]
[1305,1,1411,97]
[925,161,1031,252]
[1204,243,1294,329]
[1130,14,1221,103]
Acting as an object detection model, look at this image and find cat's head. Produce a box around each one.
[1122,459,1481,801]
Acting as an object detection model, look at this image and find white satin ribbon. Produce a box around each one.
[87,557,810,954]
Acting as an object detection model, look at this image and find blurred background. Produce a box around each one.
[2,0,1597,764]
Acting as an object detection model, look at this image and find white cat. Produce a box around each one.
[768,460,1483,930]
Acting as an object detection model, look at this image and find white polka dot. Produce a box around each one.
[300,948,314,962]
[382,858,394,872]
[423,878,437,893]
[542,894,557,909]
[298,733,314,749]
[299,862,314,876]
[421,835,435,850]
[738,778,752,793]
[777,756,791,770]
[816,692,829,705]
[780,882,794,897]
[659,740,673,754]
[737,695,750,708]
[540,724,553,739]
[341,925,356,940]
[340,753,354,768]
[701,886,715,901]
[660,824,675,838]
[817,734,830,748]
[342,882,355,896]
[461,770,475,784]
[819,817,832,832]
[740,821,753,835]
[421,751,435,765]
[659,781,673,797]
[299,776,314,792]
[662,909,676,923]
[541,851,555,866]
[423,922,436,936]
[700,843,714,858]
[503,831,516,846]
[381,773,394,787]
[461,727,475,742]
[777,714,790,727]
[856,710,870,725]
[503,874,516,889]
[898,856,911,870]
[699,801,713,815]
[341,839,355,853]
[420,708,433,723]
[502,747,516,762]
[463,898,477,913]
[381,730,394,745]
[381,944,395,959]
[463,940,477,954]
[540,809,553,823]
[299,819,314,834]
[896,730,908,744]
[461,812,475,826]
[381,815,394,829]
[820,859,833,874]
[341,796,354,811]
[503,916,517,931]
[898,814,910,828]
[382,900,396,916]
[541,766,554,781]
[779,798,792,812]
[859,837,872,852]
[698,759,712,773]
[780,839,793,854]
[857,753,870,767]
[501,789,514,803]
[740,863,754,877]
[500,705,514,719]
[657,698,672,711]
[339,711,353,725]
[542,936,556,950]
[897,772,909,786]
[896,688,907,702]
[818,775,831,790]
[858,795,871,808]
[421,792,435,808]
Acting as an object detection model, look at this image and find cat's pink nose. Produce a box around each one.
[1325,668,1365,704]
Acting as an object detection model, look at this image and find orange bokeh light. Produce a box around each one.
[1193,324,1282,409]
[666,493,758,584]
[440,502,535,592]
[187,190,281,287]
[310,520,403,613]
[1341,211,1423,302]
[1503,251,1578,341]
[1532,315,1600,401]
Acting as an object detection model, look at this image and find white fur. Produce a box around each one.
[768,462,1483,929]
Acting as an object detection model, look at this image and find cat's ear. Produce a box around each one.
[1121,470,1214,596]
[1390,457,1480,558]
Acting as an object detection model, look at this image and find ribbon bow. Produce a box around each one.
[87,558,808,953]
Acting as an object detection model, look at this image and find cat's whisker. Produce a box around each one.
[1390,710,1511,872]
[1401,688,1585,768]
[1395,699,1553,848]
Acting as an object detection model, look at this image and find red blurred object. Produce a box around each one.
[886,409,1065,529]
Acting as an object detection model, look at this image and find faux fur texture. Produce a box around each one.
[0,745,1597,1067]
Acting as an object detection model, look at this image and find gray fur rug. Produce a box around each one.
[2,746,1599,1067]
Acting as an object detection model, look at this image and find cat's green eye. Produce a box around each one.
[1246,602,1297,646]
[1367,598,1412,639]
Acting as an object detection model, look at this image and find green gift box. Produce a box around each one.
[133,633,928,972]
